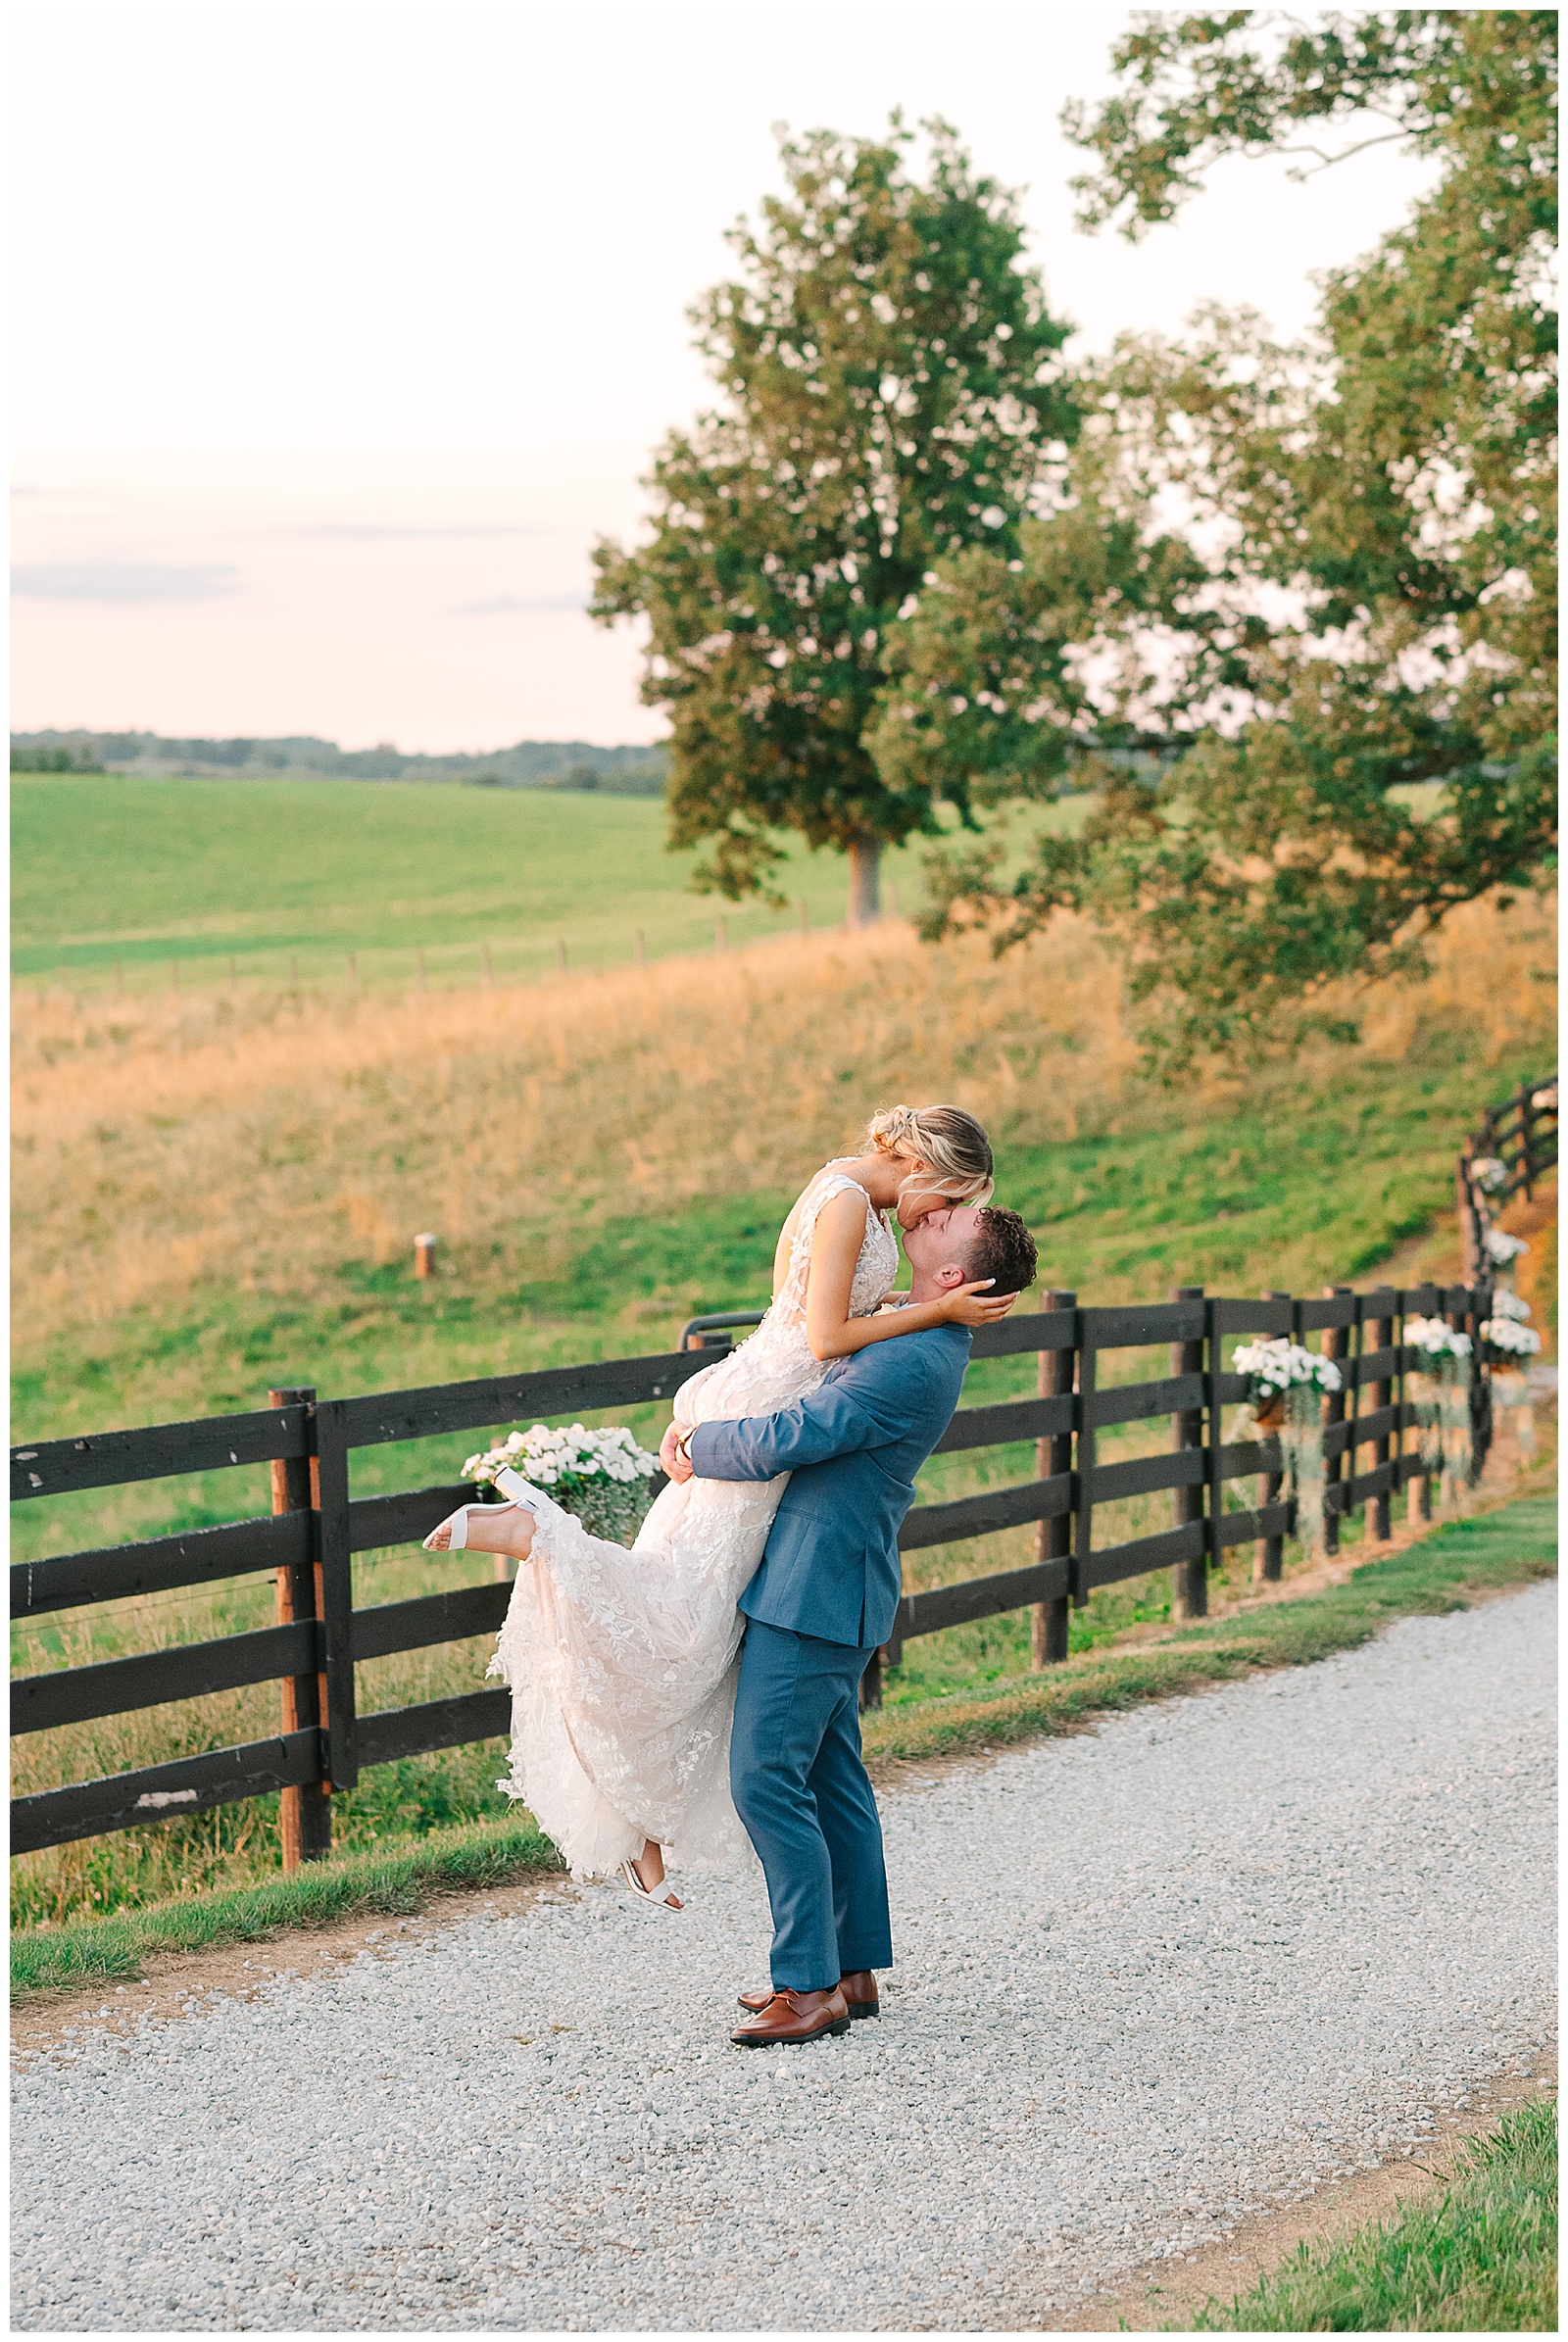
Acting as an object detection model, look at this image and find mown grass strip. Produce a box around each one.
[10,1817,562,1998]
[12,1497,1554,1999]
[862,1496,1557,1767]
[1194,2096,1558,2332]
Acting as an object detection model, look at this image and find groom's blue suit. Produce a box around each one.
[688,1324,970,1991]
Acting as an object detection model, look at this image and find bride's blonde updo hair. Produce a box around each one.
[864,1104,995,1213]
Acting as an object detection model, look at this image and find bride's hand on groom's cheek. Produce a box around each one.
[942,1279,1021,1327]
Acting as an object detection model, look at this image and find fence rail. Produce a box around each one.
[1457,1072,1558,1278]
[11,1260,1505,1863]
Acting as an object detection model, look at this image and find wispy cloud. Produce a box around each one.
[12,561,241,602]
[282,523,553,542]
[449,591,587,617]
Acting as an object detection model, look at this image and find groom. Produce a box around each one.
[662,1202,1039,2045]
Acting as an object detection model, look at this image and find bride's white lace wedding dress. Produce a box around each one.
[488,1162,901,1878]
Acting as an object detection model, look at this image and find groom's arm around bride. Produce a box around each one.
[669,1203,1038,2045]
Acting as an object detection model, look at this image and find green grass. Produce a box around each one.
[1194,2097,1558,2331]
[12,1497,1553,1996]
[10,1817,561,1997]
[10,772,949,993]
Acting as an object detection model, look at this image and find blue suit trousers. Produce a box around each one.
[729,1619,893,1992]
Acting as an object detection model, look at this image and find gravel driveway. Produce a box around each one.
[13,1579,1556,2332]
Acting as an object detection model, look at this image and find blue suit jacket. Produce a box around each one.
[688,1324,971,1649]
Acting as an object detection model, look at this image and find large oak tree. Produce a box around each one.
[590,119,1076,922]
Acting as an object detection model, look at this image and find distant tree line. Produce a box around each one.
[8,732,667,795]
[9,744,105,775]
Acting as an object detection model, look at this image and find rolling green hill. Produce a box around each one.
[11,773,943,993]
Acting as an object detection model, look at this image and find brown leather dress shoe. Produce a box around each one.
[737,1970,880,2020]
[729,1986,851,2046]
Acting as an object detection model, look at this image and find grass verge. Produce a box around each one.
[1194,2096,1558,2331]
[12,1496,1552,2001]
[10,1816,561,1999]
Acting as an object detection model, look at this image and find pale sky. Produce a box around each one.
[12,3,1442,752]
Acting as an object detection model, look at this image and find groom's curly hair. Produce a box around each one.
[962,1206,1039,1296]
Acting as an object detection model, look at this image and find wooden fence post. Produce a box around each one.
[1456,1153,1480,1282]
[1341,1293,1366,1542]
[270,1386,330,1869]
[1518,1082,1535,1198]
[1322,1287,1351,1554]
[1255,1292,1291,1582]
[1032,1289,1075,1667]
[1471,1283,1491,1480]
[1171,1286,1206,1620]
[1369,1291,1394,1542]
[1461,1280,1493,1483]
[1399,1290,1430,1527]
[1071,1310,1098,1614]
[1405,1293,1434,1527]
[312,1398,359,1793]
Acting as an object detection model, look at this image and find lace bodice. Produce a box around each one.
[772,1160,901,1330]
[673,1161,900,1430]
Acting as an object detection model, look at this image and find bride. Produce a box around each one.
[424,1104,1004,1908]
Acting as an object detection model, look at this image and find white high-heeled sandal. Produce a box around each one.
[619,1857,684,1912]
[421,1503,488,1553]
[422,1469,540,1554]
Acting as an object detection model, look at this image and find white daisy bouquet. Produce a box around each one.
[463,1423,659,1545]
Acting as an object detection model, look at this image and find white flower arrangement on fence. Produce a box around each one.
[1232,1338,1342,1411]
[1230,1340,1341,1557]
[463,1423,659,1545]
[1402,1319,1477,1487]
[1469,1155,1509,1194]
[1403,1316,1474,1358]
[1480,1314,1543,1358]
[1478,1294,1543,1460]
[1484,1228,1531,1267]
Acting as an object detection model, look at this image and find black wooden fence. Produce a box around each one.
[11,1272,1502,1864]
[1457,1071,1558,1278]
